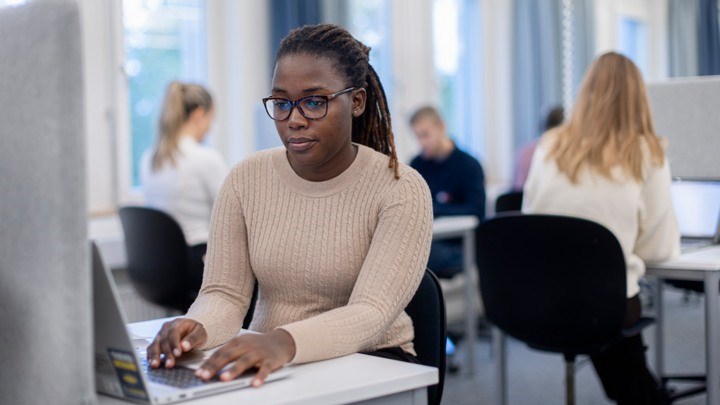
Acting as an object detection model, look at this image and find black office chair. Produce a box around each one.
[405,269,447,405]
[495,191,523,213]
[119,206,199,313]
[476,214,654,405]
[243,269,445,404]
[241,283,258,330]
[240,270,444,405]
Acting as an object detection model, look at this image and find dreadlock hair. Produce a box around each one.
[275,23,399,178]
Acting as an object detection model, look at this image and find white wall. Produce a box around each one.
[647,0,669,80]
[594,0,669,81]
[390,0,438,163]
[481,0,514,186]
[78,0,116,214]
[206,0,271,166]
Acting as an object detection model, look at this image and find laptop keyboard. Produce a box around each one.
[140,358,215,388]
[681,239,713,253]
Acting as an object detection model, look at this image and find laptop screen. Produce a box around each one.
[671,180,720,239]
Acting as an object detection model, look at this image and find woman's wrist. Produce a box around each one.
[268,328,296,363]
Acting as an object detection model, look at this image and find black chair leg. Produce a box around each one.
[565,356,575,405]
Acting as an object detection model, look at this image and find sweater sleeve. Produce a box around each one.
[185,168,256,349]
[634,159,681,262]
[278,171,434,364]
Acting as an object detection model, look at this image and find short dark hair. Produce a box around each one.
[409,106,444,126]
[545,106,565,131]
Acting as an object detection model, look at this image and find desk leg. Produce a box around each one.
[704,271,720,405]
[653,277,665,378]
[463,229,477,375]
[492,327,507,405]
[411,387,428,405]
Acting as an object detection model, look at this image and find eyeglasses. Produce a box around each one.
[262,87,356,121]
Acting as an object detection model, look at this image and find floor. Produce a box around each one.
[442,287,709,404]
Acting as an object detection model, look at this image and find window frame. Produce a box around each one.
[111,0,211,204]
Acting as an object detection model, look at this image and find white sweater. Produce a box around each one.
[522,134,681,297]
[141,137,229,246]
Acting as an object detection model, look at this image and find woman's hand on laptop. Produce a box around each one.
[146,318,207,369]
[194,330,296,387]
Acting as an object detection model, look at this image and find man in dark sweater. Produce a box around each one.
[410,106,486,278]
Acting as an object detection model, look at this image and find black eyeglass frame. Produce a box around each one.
[262,87,357,121]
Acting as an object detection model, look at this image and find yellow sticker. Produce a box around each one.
[122,373,139,385]
[108,348,149,401]
[112,359,138,371]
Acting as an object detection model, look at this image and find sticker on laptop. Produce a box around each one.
[108,348,149,401]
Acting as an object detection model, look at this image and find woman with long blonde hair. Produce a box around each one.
[141,81,228,290]
[523,52,679,404]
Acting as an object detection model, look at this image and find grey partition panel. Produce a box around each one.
[0,1,93,404]
[647,77,720,178]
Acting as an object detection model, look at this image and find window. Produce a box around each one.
[0,0,25,6]
[122,0,207,188]
[347,0,393,101]
[618,16,648,77]
[432,0,484,158]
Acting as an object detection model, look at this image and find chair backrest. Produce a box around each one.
[495,191,523,213]
[477,214,627,355]
[405,269,446,405]
[118,206,195,311]
[242,283,258,330]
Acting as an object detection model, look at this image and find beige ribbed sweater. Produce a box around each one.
[186,143,433,364]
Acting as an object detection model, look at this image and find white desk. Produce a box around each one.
[432,215,480,374]
[98,318,438,405]
[647,245,720,405]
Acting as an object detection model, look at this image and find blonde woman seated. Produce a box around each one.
[141,82,228,289]
[523,52,680,404]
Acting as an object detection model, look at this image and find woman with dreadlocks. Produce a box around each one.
[147,24,432,387]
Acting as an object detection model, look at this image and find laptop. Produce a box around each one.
[92,242,292,403]
[670,179,720,252]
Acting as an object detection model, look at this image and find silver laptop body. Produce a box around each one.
[92,241,291,404]
[670,179,720,252]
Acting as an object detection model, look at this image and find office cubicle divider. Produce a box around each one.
[647,76,720,179]
[0,1,93,403]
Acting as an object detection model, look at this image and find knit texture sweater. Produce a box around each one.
[186,143,433,364]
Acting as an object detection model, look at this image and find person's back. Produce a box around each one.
[140,81,228,287]
[523,52,678,405]
[142,137,227,246]
[411,147,485,220]
[524,131,679,296]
